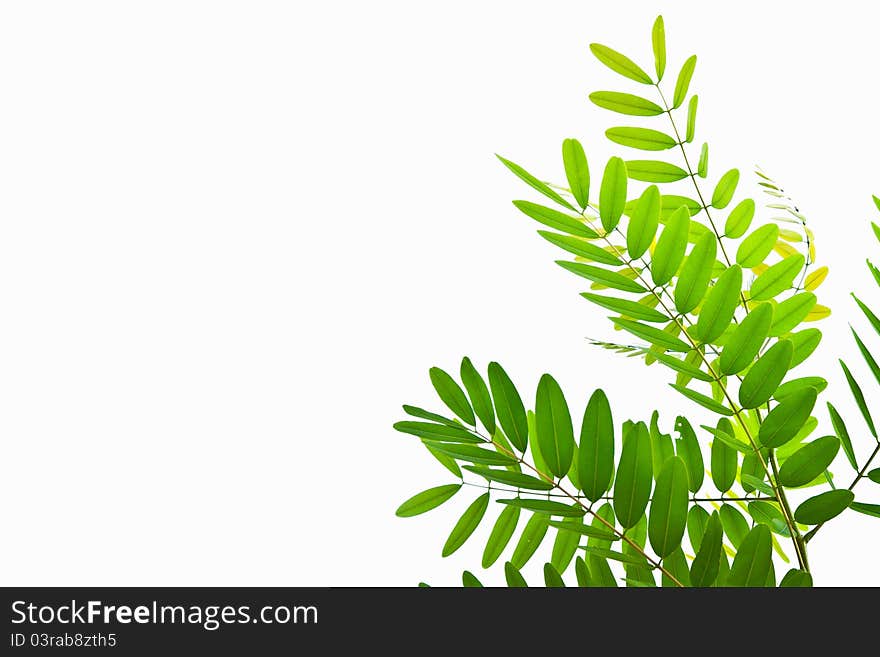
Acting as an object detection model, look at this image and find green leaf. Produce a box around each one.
[779,569,813,587]
[426,442,519,466]
[826,402,858,471]
[498,498,585,517]
[581,292,667,322]
[393,421,481,443]
[543,562,566,587]
[497,155,576,211]
[589,91,664,116]
[612,317,691,352]
[738,339,793,408]
[697,143,709,178]
[482,504,520,568]
[661,548,691,587]
[652,16,666,81]
[562,138,590,210]
[613,422,653,528]
[625,160,689,183]
[794,489,854,524]
[511,513,550,569]
[670,384,734,416]
[719,303,773,374]
[768,292,817,337]
[850,501,880,518]
[711,420,738,492]
[687,505,710,551]
[851,328,880,388]
[443,493,490,557]
[690,511,723,587]
[778,436,840,488]
[535,373,575,478]
[674,416,704,492]
[513,200,596,238]
[686,95,698,142]
[736,224,780,268]
[694,264,743,343]
[867,468,880,484]
[748,501,789,537]
[463,465,553,491]
[460,357,496,435]
[484,369,528,456]
[727,525,772,587]
[659,195,702,218]
[548,520,617,541]
[720,503,750,548]
[703,423,750,453]
[589,42,653,84]
[462,571,483,587]
[774,376,827,400]
[606,127,677,151]
[654,352,714,382]
[853,293,880,337]
[581,546,646,566]
[539,231,620,265]
[724,198,756,238]
[551,517,582,573]
[504,561,528,587]
[648,456,689,557]
[424,442,463,478]
[651,206,691,286]
[711,169,739,209]
[839,359,877,438]
[396,484,461,517]
[599,157,628,232]
[789,328,822,368]
[403,405,459,427]
[578,389,615,502]
[674,232,717,313]
[627,185,661,258]
[672,55,697,108]
[750,254,805,301]
[429,367,475,425]
[758,387,817,448]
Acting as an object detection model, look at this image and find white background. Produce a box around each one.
[1,1,878,586]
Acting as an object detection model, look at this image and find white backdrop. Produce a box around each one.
[1,1,878,586]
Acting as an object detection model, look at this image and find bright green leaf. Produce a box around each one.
[674,232,717,313]
[648,456,689,557]
[443,493,490,557]
[535,373,575,478]
[736,224,779,268]
[396,484,461,518]
[488,362,529,452]
[606,127,677,151]
[652,206,691,286]
[589,91,665,116]
[738,339,793,408]
[625,160,689,183]
[672,55,697,108]
[777,436,840,488]
[590,42,653,84]
[562,138,590,210]
[711,169,739,209]
[613,422,653,528]
[627,185,661,258]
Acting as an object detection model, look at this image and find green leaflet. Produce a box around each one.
[589,42,653,84]
[462,571,483,587]
[690,511,723,587]
[711,420,738,492]
[868,468,880,484]
[613,422,653,528]
[774,376,827,400]
[403,404,460,427]
[697,143,708,178]
[674,416,704,492]
[652,205,691,286]
[462,465,553,491]
[748,501,789,537]
[589,90,664,116]
[424,443,463,478]
[740,452,763,493]
[718,303,773,374]
[551,517,582,573]
[661,548,691,587]
[790,328,822,368]
[672,55,697,108]
[588,502,617,550]
[396,484,461,517]
[711,169,739,209]
[504,562,528,587]
[612,317,691,352]
[581,546,646,567]
[589,556,618,587]
[557,261,647,292]
[652,16,666,81]
[850,502,880,518]
[482,504,520,568]
[606,127,677,151]
[425,442,519,466]
[429,367,475,425]
[513,200,596,238]
[827,402,859,471]
[543,563,566,588]
[839,359,877,437]
[779,569,813,587]
[738,339,793,408]
[659,195,702,218]
[648,456,689,557]
[460,357,496,435]
[724,198,756,238]
[575,557,590,587]
[750,254,805,301]
[853,293,880,337]
[599,157,628,232]
[650,412,675,474]
[497,155,577,211]
[670,384,734,416]
[627,184,661,258]
[498,498,585,517]
[777,436,840,488]
[654,352,713,382]
[442,493,489,557]
[510,513,550,569]
[488,362,529,452]
[720,503,750,549]
[625,160,689,183]
[539,231,621,265]
[727,525,772,587]
[686,95,698,142]
[768,292,817,337]
[535,373,575,477]
[703,423,750,453]
[736,224,779,268]
[548,520,617,541]
[674,232,717,313]
[578,389,615,502]
[757,387,817,448]
[851,328,880,387]
[694,264,742,343]
[562,138,590,210]
[581,292,667,322]
[794,489,855,525]
[393,421,481,443]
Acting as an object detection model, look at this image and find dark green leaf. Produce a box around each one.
[687,505,710,551]
[670,383,734,416]
[488,362,529,452]
[661,548,691,587]
[460,357,496,435]
[539,231,621,265]
[627,184,661,258]
[727,524,772,587]
[719,303,773,375]
[850,501,880,518]
[551,517,582,573]
[652,16,666,81]
[839,359,877,438]
[769,292,817,337]
[424,442,463,478]
[599,157,628,232]
[711,421,738,492]
[513,200,596,237]
[711,169,739,209]
[511,513,550,568]
[613,317,691,352]
[867,468,880,484]
[548,520,617,541]
[426,442,519,466]
[852,293,880,337]
[672,55,697,108]
[748,500,789,537]
[674,416,704,492]
[625,160,689,183]
[403,404,459,427]
[694,264,742,343]
[442,493,490,557]
[674,232,717,313]
[535,373,575,478]
[581,292,667,322]
[558,260,647,293]
[851,328,880,388]
[396,484,461,517]
[750,254,805,301]
[741,474,774,496]
[578,388,615,502]
[606,127,677,151]
[589,91,665,116]
[613,422,653,528]
[757,387,817,448]
[738,339,793,408]
[827,402,858,471]
[720,503,750,549]
[393,421,481,443]
[589,42,653,84]
[581,546,646,566]
[463,465,553,491]
[651,205,691,285]
[543,562,566,587]
[690,511,723,587]
[497,155,576,211]
[482,504,520,568]
[648,456,689,557]
[724,198,756,238]
[504,561,528,587]
[562,138,590,210]
[462,571,483,587]
[794,489,854,524]
[779,569,813,587]
[498,498,585,517]
[429,367,475,425]
[778,436,840,488]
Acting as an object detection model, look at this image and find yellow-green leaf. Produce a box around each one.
[724,198,755,238]
[652,16,666,81]
[599,157,628,232]
[562,138,590,210]
[736,224,779,268]
[626,160,689,183]
[750,254,805,301]
[738,339,793,408]
[589,91,664,116]
[652,206,691,285]
[672,55,697,109]
[694,264,742,343]
[627,185,661,258]
[711,169,739,209]
[590,43,653,84]
[674,232,717,313]
[606,127,677,151]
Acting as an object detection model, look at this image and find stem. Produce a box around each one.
[459,481,774,503]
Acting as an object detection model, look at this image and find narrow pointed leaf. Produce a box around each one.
[651,206,691,285]
[487,362,528,452]
[720,503,750,548]
[539,232,621,265]
[548,520,617,541]
[794,489,854,525]
[535,373,575,477]
[425,442,519,466]
[589,91,664,116]
[396,484,461,517]
[652,16,666,80]
[463,466,553,491]
[625,160,688,183]
[839,359,877,438]
[674,232,717,313]
[504,562,528,587]
[581,292,667,322]
[719,303,773,375]
[654,352,713,382]
[694,264,742,343]
[850,502,880,518]
[648,456,689,557]
[613,317,691,352]
[461,357,495,435]
[724,198,756,238]
[774,376,827,400]
[497,155,576,211]
[599,157,628,232]
[674,416,704,492]
[690,511,723,587]
[738,339,793,408]
[513,200,596,237]
[750,254,804,301]
[686,95,698,142]
[851,328,880,388]
[462,571,483,587]
[826,402,858,471]
[543,562,566,587]
[627,184,661,258]
[498,498,585,517]
[589,43,653,84]
[711,169,739,209]
[736,224,779,268]
[670,384,734,416]
[393,421,482,443]
[769,292,817,337]
[672,55,697,108]
[442,493,490,557]
[551,517,582,573]
[482,504,520,568]
[613,422,653,528]
[581,547,646,566]
[562,138,590,210]
[578,389,615,502]
[511,513,550,569]
[698,143,709,178]
[727,525,772,587]
[403,405,459,427]
[711,421,738,492]
[606,127,676,151]
[429,367,475,425]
